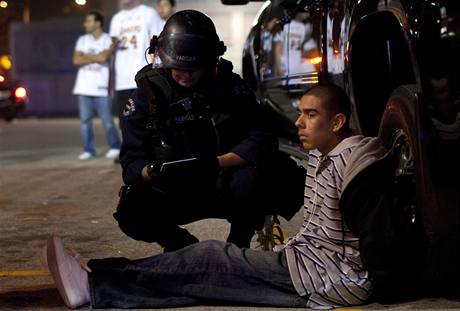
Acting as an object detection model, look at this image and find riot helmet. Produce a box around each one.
[153,10,227,70]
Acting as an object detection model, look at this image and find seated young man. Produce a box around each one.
[43,84,384,309]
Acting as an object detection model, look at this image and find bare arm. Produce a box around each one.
[72,43,115,67]
[274,41,284,75]
[98,40,116,61]
[72,51,100,66]
[217,152,247,168]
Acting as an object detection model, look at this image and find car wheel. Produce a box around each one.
[379,84,435,227]
[377,84,459,295]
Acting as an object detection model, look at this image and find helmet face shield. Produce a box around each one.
[158,34,216,70]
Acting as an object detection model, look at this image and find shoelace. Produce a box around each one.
[67,249,92,273]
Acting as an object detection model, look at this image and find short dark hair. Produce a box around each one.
[303,84,351,131]
[158,0,176,6]
[87,11,104,27]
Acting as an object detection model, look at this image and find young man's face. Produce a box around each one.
[157,0,174,20]
[295,94,339,153]
[84,15,99,34]
[171,68,203,88]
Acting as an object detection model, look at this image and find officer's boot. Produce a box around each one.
[227,221,257,248]
[158,226,199,253]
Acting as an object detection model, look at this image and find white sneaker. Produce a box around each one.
[46,235,91,308]
[41,245,92,273]
[78,152,93,161]
[105,148,120,159]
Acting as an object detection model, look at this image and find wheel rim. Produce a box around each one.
[391,129,417,224]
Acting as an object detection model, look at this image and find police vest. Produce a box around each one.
[135,65,220,161]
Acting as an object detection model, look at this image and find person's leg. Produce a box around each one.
[78,96,96,155]
[113,184,199,252]
[265,153,305,221]
[87,240,307,309]
[93,96,121,150]
[223,167,268,248]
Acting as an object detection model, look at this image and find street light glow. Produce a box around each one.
[75,0,86,5]
[0,55,12,70]
[0,1,8,8]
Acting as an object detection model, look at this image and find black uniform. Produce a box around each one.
[113,59,304,251]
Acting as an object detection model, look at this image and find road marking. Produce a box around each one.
[0,270,50,277]
[0,284,55,294]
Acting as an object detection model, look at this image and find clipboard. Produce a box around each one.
[159,157,200,173]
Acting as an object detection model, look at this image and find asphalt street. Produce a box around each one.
[0,118,459,310]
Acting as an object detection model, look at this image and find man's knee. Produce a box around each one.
[113,185,166,242]
[190,240,228,255]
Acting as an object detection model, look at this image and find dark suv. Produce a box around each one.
[224,0,459,299]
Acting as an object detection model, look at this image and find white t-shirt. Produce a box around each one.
[73,33,112,97]
[109,4,164,91]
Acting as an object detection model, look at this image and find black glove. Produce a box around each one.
[151,157,219,180]
[146,161,164,180]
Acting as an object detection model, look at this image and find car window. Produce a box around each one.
[255,2,322,123]
[259,4,321,86]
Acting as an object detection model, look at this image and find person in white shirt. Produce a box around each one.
[273,12,318,78]
[327,0,346,74]
[156,0,176,25]
[109,0,164,123]
[73,11,121,161]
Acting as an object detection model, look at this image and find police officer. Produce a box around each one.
[114,10,304,252]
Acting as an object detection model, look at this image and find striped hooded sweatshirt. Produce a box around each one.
[283,135,387,309]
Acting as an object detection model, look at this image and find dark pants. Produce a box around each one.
[114,155,305,250]
[88,240,307,309]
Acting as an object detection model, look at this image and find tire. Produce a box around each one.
[378,84,460,297]
[378,84,434,231]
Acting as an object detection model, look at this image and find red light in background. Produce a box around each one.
[0,75,4,83]
[15,87,27,99]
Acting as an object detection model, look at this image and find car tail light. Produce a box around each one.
[0,75,4,83]
[14,87,27,100]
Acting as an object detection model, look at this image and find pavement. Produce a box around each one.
[0,118,459,311]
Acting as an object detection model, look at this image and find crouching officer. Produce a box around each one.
[114,10,304,252]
